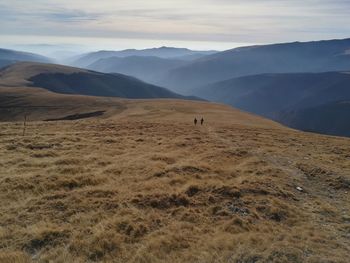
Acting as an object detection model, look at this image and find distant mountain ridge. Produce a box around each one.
[70,46,217,68]
[160,38,350,93]
[87,56,187,84]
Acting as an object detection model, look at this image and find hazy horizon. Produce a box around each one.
[1,0,350,57]
[0,35,255,58]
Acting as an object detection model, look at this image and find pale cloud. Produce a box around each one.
[0,0,349,49]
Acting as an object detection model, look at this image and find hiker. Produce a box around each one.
[194,118,198,125]
[201,118,204,125]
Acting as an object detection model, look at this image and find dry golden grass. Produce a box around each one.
[0,98,349,263]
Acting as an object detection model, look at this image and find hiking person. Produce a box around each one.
[201,118,204,125]
[194,118,198,125]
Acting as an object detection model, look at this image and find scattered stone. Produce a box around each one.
[227,204,250,216]
[296,186,303,192]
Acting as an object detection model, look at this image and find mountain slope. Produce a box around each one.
[0,59,16,69]
[0,48,51,68]
[71,47,216,68]
[0,98,349,262]
[161,38,350,93]
[196,71,350,137]
[87,56,186,84]
[0,86,127,122]
[280,101,350,137]
[0,62,189,100]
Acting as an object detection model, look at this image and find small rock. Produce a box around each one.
[296,186,303,192]
[227,204,249,216]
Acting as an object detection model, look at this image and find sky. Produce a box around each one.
[1,0,350,55]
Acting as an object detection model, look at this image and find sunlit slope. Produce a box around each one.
[0,96,349,262]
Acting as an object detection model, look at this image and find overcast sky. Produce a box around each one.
[1,0,350,52]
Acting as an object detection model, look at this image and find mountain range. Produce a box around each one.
[70,46,217,68]
[87,56,187,84]
[160,38,350,93]
[1,38,350,137]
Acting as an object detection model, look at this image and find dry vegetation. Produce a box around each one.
[0,99,349,263]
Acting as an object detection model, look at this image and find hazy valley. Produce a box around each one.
[65,39,350,137]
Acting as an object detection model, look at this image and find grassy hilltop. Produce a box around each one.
[0,98,349,262]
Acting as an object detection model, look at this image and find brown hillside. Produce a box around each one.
[0,87,126,122]
[0,93,349,262]
[0,62,85,87]
[0,62,187,100]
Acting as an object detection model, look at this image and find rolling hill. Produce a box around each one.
[160,38,350,93]
[0,86,127,122]
[0,95,349,262]
[0,48,51,69]
[71,47,216,68]
[195,71,350,137]
[87,56,187,84]
[0,62,189,100]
